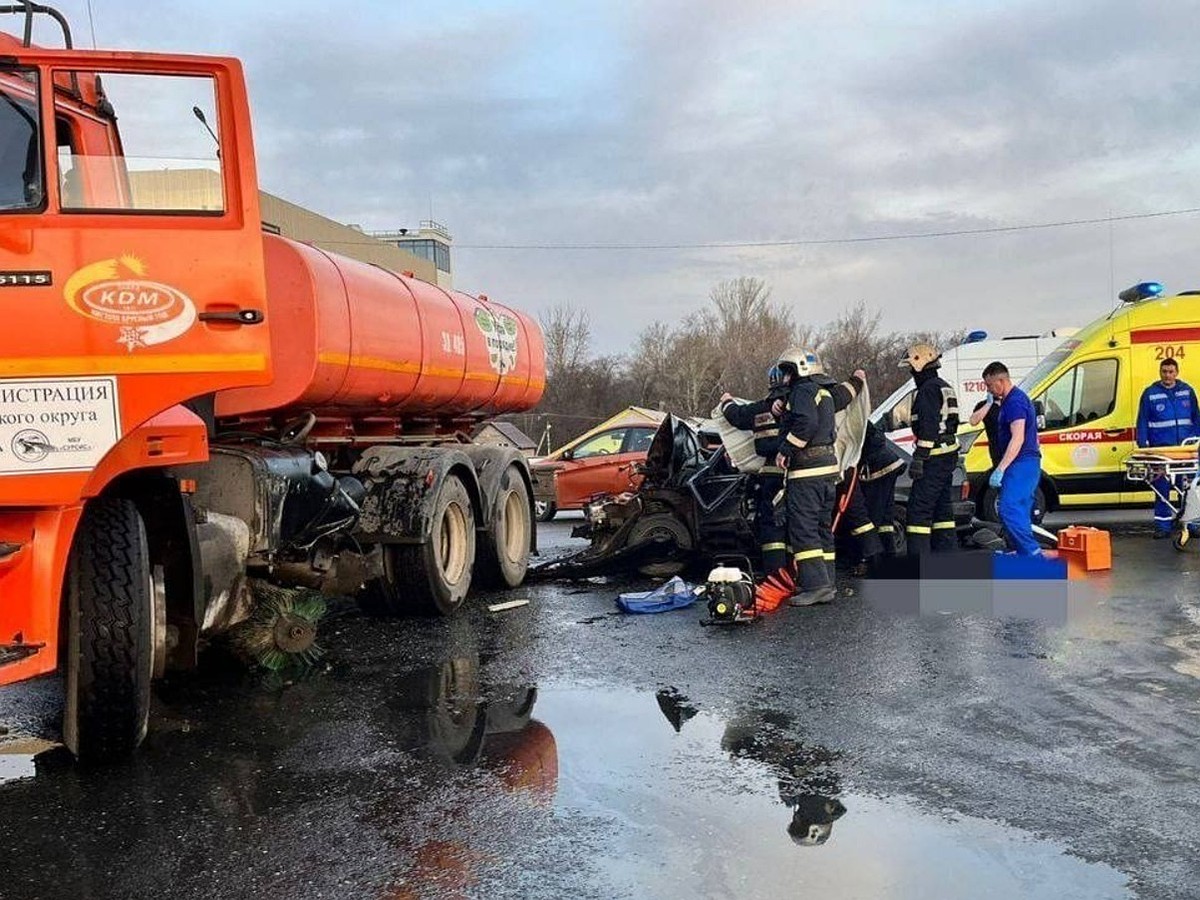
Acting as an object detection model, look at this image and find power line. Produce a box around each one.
[450,205,1200,251]
[85,0,98,49]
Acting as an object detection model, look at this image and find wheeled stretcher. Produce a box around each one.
[1123,438,1200,550]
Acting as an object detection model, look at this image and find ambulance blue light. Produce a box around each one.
[965,330,988,343]
[1118,281,1164,303]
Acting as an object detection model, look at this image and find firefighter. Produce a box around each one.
[774,348,839,606]
[900,344,960,555]
[810,367,877,572]
[719,366,790,574]
[858,419,904,557]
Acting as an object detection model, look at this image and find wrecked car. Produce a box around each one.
[535,414,991,580]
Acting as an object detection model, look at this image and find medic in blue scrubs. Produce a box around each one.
[982,361,1042,556]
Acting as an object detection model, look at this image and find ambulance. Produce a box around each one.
[961,282,1200,517]
[874,328,1075,448]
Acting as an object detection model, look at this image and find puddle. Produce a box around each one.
[535,686,1132,900]
[1164,600,1200,679]
[0,737,58,784]
[0,660,1134,899]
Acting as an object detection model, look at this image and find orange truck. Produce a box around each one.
[0,6,545,760]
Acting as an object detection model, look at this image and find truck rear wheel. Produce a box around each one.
[367,473,477,616]
[63,497,154,762]
[479,465,533,589]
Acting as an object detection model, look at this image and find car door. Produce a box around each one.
[554,427,628,509]
[1033,357,1125,506]
[611,425,657,494]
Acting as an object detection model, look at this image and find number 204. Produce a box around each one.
[1154,345,1187,360]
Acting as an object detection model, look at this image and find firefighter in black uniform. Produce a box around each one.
[901,343,960,554]
[774,347,839,606]
[719,366,790,575]
[859,420,904,557]
[811,365,872,575]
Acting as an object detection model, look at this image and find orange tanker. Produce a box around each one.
[0,7,544,761]
[218,235,545,423]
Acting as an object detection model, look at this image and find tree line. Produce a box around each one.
[503,277,964,452]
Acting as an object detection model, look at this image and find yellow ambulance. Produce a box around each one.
[964,282,1200,517]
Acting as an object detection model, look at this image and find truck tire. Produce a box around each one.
[535,500,557,522]
[479,464,533,589]
[63,497,154,762]
[367,473,477,616]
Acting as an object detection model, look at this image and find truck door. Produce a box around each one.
[1033,357,1126,506]
[0,54,269,506]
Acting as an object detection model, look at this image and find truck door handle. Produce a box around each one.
[1103,429,1124,437]
[199,308,265,325]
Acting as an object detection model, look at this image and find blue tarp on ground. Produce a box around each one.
[616,576,699,614]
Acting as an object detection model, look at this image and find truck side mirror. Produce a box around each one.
[880,412,894,433]
[1034,400,1046,431]
[561,448,574,461]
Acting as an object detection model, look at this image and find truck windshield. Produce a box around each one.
[0,68,42,211]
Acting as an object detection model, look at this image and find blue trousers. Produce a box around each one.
[1151,474,1182,534]
[998,456,1041,556]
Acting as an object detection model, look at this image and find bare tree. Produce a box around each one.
[707,277,797,402]
[539,304,591,378]
[627,321,673,410]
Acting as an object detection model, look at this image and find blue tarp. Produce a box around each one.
[616,576,699,614]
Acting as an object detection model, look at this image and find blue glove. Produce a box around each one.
[989,467,1004,489]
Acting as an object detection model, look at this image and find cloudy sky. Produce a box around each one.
[37,0,1200,353]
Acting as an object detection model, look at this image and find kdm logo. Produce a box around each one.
[64,255,197,351]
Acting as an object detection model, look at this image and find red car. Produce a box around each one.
[531,423,659,521]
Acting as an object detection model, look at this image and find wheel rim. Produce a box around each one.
[502,490,528,565]
[535,500,549,517]
[439,500,469,584]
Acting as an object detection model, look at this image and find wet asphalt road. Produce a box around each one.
[1,513,1199,899]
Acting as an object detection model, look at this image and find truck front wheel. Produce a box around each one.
[63,497,154,762]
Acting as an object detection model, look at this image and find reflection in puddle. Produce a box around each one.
[0,665,1132,899]
[0,737,58,785]
[537,686,1131,900]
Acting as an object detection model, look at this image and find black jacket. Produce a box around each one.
[812,373,865,414]
[780,379,836,466]
[860,421,903,480]
[720,393,784,461]
[911,369,960,460]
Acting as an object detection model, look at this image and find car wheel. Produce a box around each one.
[628,512,692,578]
[979,483,1047,526]
[535,500,557,522]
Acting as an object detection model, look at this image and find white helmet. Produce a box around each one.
[778,347,820,379]
[899,343,941,373]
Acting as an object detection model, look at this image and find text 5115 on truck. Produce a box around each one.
[0,7,545,761]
